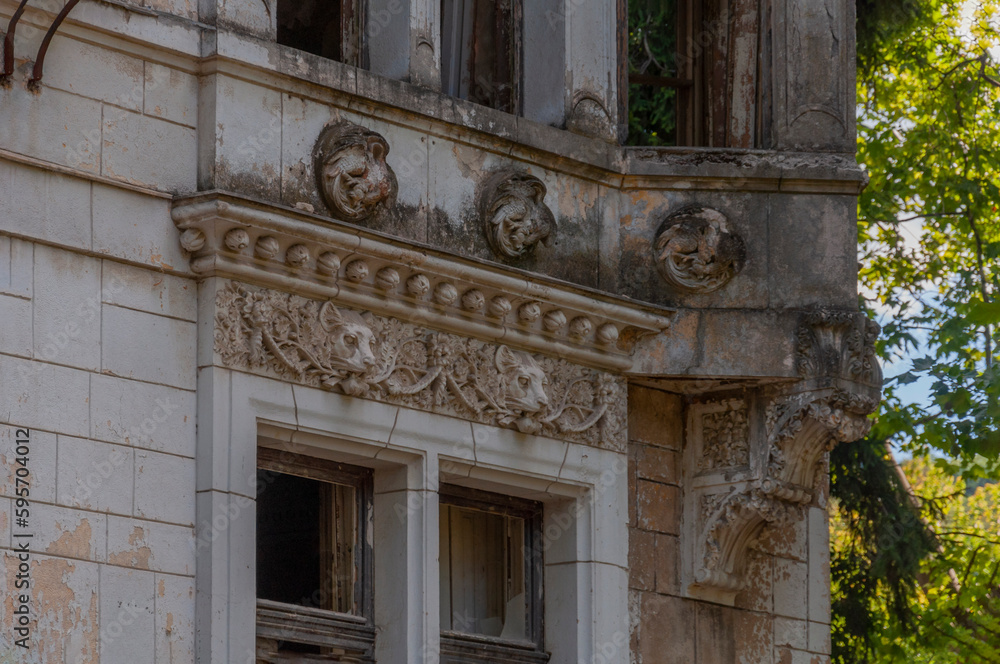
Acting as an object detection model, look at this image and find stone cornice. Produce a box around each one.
[172,193,674,372]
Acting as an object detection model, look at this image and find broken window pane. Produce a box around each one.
[439,502,528,640]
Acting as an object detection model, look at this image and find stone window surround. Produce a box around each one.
[195,366,630,664]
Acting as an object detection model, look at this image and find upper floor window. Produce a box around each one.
[438,485,547,663]
[255,447,375,663]
[440,0,521,113]
[626,0,761,148]
[277,0,366,67]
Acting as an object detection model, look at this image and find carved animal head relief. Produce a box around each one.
[217,284,378,396]
[495,345,550,413]
[319,301,377,373]
[480,171,555,259]
[216,283,626,446]
[653,207,746,294]
[313,122,398,223]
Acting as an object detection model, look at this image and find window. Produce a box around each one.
[625,0,761,147]
[277,0,365,67]
[440,0,521,113]
[255,447,375,663]
[439,485,547,663]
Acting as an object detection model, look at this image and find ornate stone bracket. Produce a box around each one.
[215,281,626,450]
[683,310,882,604]
[173,194,673,372]
[796,309,883,389]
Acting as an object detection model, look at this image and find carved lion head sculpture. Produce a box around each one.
[319,301,377,373]
[495,345,550,413]
[653,206,746,294]
[480,171,555,260]
[313,122,398,223]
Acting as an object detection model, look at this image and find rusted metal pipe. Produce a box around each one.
[1,0,33,82]
[29,0,81,86]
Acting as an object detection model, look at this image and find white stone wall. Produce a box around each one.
[0,201,199,661]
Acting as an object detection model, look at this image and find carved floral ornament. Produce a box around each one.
[313,122,398,223]
[653,206,746,294]
[215,282,626,449]
[480,170,556,259]
[796,309,883,389]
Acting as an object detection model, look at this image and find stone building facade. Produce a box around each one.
[0,0,877,662]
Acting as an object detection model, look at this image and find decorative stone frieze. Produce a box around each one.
[653,207,746,294]
[215,282,626,449]
[480,171,555,259]
[172,195,672,372]
[313,122,398,223]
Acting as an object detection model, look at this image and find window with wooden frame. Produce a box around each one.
[438,485,548,664]
[255,447,375,663]
[277,0,366,68]
[440,0,522,114]
[624,0,762,147]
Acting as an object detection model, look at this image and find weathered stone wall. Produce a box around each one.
[0,10,200,650]
[0,230,197,660]
[0,0,865,661]
[627,385,833,664]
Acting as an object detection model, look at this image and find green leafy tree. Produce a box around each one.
[858,0,1000,470]
[831,453,1000,662]
[831,0,1000,661]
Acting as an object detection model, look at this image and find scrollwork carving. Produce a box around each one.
[215,282,625,448]
[313,122,398,223]
[653,207,746,294]
[689,385,880,602]
[480,171,555,259]
[796,309,883,389]
[696,488,795,593]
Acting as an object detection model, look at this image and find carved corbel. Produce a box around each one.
[796,309,883,389]
[694,488,794,595]
[685,313,882,603]
[313,121,398,223]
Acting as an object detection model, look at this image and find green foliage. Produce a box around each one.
[831,456,1000,663]
[830,438,938,662]
[856,0,936,75]
[626,0,677,145]
[858,0,1000,472]
[832,0,1000,661]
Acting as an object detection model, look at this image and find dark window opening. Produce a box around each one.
[255,447,375,663]
[439,485,548,664]
[626,0,684,146]
[625,0,761,147]
[441,0,521,113]
[277,0,365,67]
